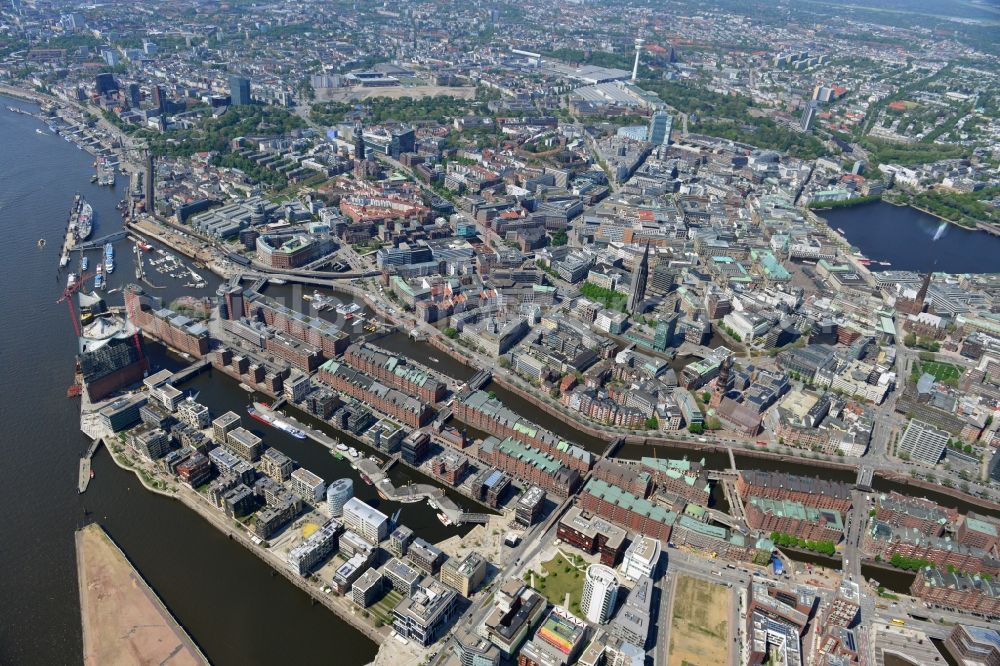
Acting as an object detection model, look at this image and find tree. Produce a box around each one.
[688,423,704,434]
[701,391,712,403]
[443,327,458,339]
[645,417,659,430]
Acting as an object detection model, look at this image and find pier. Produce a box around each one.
[78,438,102,494]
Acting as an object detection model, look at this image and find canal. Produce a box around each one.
[819,201,1000,274]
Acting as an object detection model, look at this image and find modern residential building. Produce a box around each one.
[581,564,619,625]
[290,467,326,503]
[352,569,384,608]
[287,518,342,576]
[384,557,422,596]
[342,497,389,544]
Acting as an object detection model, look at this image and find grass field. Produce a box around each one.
[524,553,586,616]
[911,359,963,384]
[668,576,730,666]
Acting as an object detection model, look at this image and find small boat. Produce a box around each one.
[67,273,78,289]
[60,255,70,268]
[428,356,440,363]
[836,227,846,234]
[37,239,45,248]
[360,474,372,486]
[35,128,45,135]
[81,257,89,272]
[269,278,287,285]
[137,240,153,252]
[348,447,360,459]
[336,443,349,452]
[437,512,453,527]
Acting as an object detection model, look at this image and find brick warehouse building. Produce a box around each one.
[317,359,434,428]
[863,522,1000,576]
[453,389,593,472]
[245,295,350,359]
[736,470,853,514]
[910,568,1000,617]
[125,285,210,358]
[477,436,580,497]
[744,496,843,543]
[344,342,447,403]
[577,478,675,543]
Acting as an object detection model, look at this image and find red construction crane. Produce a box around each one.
[56,271,94,337]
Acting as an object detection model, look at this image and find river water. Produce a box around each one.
[820,201,1000,274]
[0,98,382,665]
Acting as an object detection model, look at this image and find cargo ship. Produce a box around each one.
[247,402,306,439]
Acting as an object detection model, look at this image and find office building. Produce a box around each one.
[647,111,672,146]
[619,537,660,580]
[229,75,251,106]
[627,243,650,314]
[521,607,589,666]
[801,102,817,131]
[943,625,1000,666]
[393,577,460,646]
[481,579,548,657]
[440,552,486,597]
[581,564,619,625]
[343,497,389,544]
[95,72,117,95]
[286,518,342,576]
[610,576,653,649]
[898,419,949,465]
[515,486,546,527]
[557,506,627,567]
[326,478,354,517]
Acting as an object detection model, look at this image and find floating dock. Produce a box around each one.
[78,438,101,494]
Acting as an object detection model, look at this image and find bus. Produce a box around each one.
[890,619,906,626]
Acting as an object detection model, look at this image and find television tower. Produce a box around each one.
[631,38,645,82]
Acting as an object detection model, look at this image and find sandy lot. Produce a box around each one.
[77,524,207,666]
[668,575,731,666]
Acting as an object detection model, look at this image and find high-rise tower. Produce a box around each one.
[631,38,644,82]
[628,242,650,314]
[144,152,155,214]
[354,122,366,161]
